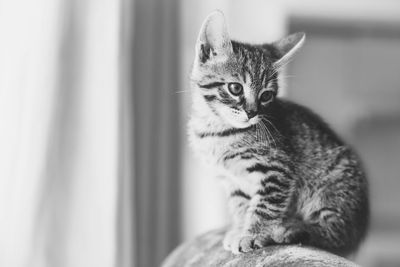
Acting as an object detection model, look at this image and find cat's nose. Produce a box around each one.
[245,109,258,119]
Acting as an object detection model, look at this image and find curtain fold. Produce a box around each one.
[117,0,135,266]
[133,0,181,266]
[0,0,121,266]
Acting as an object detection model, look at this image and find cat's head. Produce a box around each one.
[190,10,305,129]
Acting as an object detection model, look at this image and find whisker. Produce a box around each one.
[261,123,273,147]
[255,123,261,141]
[175,90,190,94]
[261,116,282,137]
[278,75,298,80]
[258,124,263,143]
[258,124,266,145]
[263,122,277,148]
[258,120,271,148]
[255,124,259,141]
[259,119,276,149]
[261,123,269,146]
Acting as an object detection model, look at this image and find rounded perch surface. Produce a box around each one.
[161,228,359,267]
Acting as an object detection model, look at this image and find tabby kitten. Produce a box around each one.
[188,11,369,257]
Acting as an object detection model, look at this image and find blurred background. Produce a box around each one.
[1,0,400,267]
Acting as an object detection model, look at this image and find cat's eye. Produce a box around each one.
[227,83,243,96]
[260,91,274,103]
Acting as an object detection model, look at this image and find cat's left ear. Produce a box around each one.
[195,10,233,64]
[272,32,305,69]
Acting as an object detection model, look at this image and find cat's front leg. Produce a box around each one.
[227,165,296,254]
[227,195,281,254]
[222,189,250,251]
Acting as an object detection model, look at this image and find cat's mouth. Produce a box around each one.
[248,116,260,125]
[218,107,260,128]
[232,116,260,128]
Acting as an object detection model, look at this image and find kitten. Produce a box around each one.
[188,11,369,257]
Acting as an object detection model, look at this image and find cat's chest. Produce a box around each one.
[189,129,239,165]
[189,128,268,195]
[188,117,265,171]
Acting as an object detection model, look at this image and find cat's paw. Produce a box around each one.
[223,229,240,251]
[281,227,310,245]
[224,232,274,254]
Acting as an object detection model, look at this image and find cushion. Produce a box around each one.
[161,228,359,267]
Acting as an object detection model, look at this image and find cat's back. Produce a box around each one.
[270,98,345,148]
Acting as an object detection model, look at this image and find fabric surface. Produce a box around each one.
[162,228,359,267]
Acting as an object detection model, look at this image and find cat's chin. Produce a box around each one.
[228,118,260,129]
[218,109,260,128]
[233,123,252,129]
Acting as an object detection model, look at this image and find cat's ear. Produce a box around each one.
[272,32,305,69]
[195,10,232,64]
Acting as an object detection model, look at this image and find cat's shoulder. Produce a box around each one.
[273,98,322,120]
[272,98,341,138]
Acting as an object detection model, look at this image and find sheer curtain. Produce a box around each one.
[132,0,181,266]
[0,0,126,266]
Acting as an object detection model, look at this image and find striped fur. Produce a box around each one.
[188,11,369,257]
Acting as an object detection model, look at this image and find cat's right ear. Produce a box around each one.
[195,10,232,64]
[272,32,306,69]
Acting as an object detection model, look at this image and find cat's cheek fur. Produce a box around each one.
[217,106,251,129]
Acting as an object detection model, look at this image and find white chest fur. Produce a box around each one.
[188,119,264,195]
